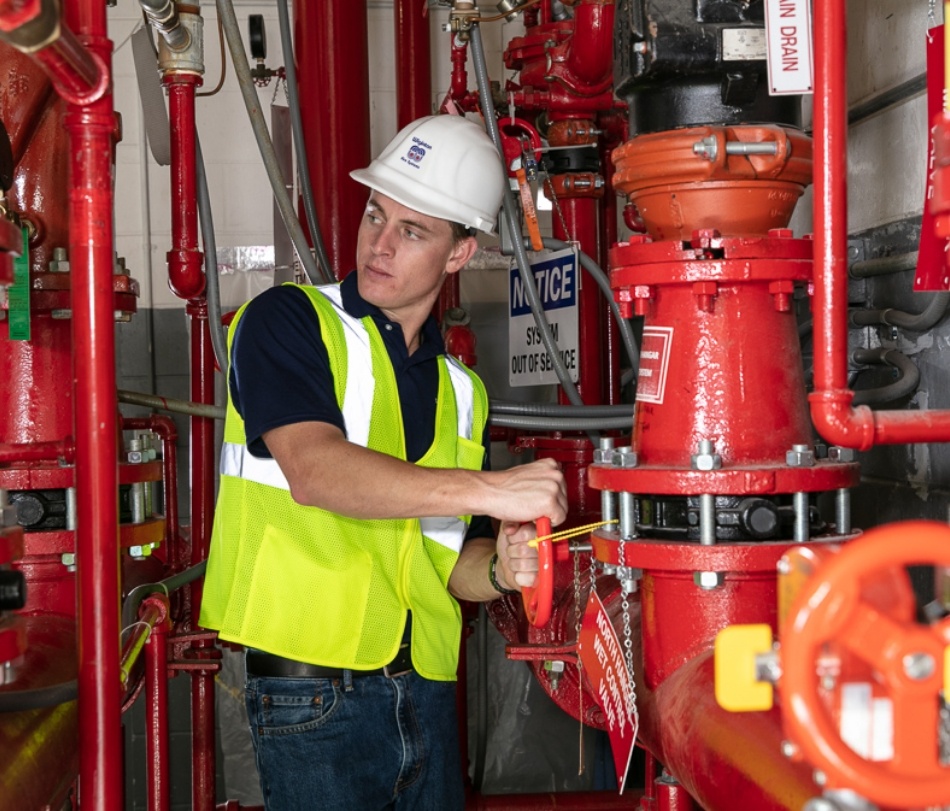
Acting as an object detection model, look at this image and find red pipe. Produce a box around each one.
[32,26,108,103]
[144,596,171,811]
[61,0,122,806]
[809,0,950,448]
[394,0,430,128]
[189,299,216,811]
[564,0,615,88]
[165,74,205,301]
[295,0,371,278]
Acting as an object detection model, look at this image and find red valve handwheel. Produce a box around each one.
[522,516,553,627]
[779,520,950,808]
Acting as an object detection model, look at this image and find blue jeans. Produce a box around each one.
[245,669,464,811]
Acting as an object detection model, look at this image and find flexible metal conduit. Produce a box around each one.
[851,348,921,406]
[850,250,919,278]
[809,0,950,448]
[850,292,950,331]
[214,0,329,285]
[538,236,639,375]
[469,24,591,424]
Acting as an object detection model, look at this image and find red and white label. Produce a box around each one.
[764,0,814,95]
[636,326,673,405]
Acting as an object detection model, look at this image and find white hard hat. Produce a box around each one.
[350,115,506,235]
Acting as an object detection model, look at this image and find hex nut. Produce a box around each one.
[693,571,724,589]
[786,447,816,467]
[828,446,856,463]
[691,452,722,471]
[611,447,638,468]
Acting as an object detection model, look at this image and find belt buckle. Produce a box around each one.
[382,643,412,678]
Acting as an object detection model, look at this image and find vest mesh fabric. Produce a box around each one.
[200,283,488,680]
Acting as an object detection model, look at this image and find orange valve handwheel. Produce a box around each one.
[779,520,950,808]
[523,517,553,627]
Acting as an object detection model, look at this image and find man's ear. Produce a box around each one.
[445,236,479,276]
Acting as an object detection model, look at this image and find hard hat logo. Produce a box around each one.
[405,144,427,166]
[350,115,506,235]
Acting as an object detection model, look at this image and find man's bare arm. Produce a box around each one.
[263,421,568,525]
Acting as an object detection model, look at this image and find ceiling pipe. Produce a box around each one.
[808,0,950,448]
[395,0,431,127]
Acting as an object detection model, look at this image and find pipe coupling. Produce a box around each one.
[158,10,204,74]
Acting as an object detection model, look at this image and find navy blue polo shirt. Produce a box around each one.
[229,273,493,541]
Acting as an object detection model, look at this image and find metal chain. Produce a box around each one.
[618,519,638,720]
[544,172,575,244]
[929,0,937,30]
[573,544,585,775]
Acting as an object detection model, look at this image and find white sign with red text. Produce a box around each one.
[764,0,814,95]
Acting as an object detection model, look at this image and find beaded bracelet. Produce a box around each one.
[489,553,518,595]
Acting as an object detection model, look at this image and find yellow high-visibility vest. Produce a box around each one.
[200,283,487,680]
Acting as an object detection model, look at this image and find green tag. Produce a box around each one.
[8,227,30,341]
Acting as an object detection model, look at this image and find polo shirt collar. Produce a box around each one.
[338,272,446,359]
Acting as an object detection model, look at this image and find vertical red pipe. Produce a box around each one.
[811,0,847,395]
[553,197,603,403]
[165,76,205,301]
[295,0,371,278]
[189,297,216,811]
[145,597,171,811]
[395,0,431,128]
[165,63,215,811]
[62,0,121,806]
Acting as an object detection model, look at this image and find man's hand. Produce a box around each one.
[482,459,568,527]
[495,520,542,591]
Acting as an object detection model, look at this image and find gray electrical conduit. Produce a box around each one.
[491,401,631,417]
[533,236,640,377]
[850,291,950,331]
[215,0,330,285]
[851,348,921,406]
[196,138,229,376]
[276,0,333,283]
[117,386,636,432]
[469,25,592,434]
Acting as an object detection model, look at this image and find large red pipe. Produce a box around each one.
[394,0,430,128]
[809,0,950,448]
[295,0,371,278]
[61,0,122,806]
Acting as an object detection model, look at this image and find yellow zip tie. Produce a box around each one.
[528,519,618,547]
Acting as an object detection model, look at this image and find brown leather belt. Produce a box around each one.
[246,643,413,680]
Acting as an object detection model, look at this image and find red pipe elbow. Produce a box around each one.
[807,389,875,451]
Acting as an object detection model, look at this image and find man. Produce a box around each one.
[200,114,568,810]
